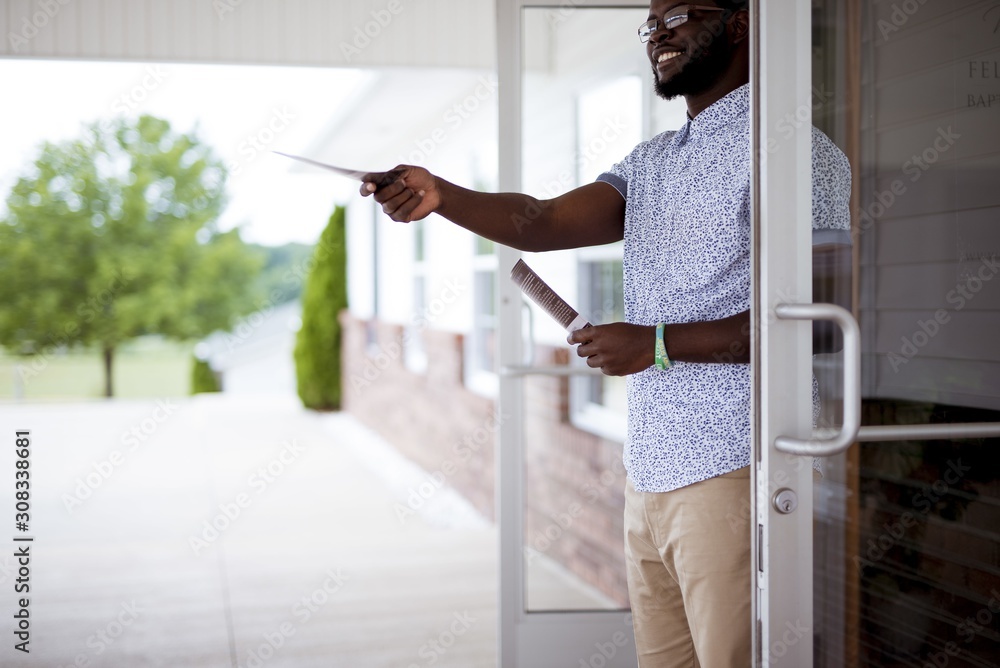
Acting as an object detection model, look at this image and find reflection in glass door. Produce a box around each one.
[496,2,664,665]
[518,6,646,615]
[809,1,1000,666]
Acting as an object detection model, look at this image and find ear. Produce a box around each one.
[729,8,750,45]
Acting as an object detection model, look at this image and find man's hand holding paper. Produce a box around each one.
[360,165,440,224]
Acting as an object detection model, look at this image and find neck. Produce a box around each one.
[685,57,750,118]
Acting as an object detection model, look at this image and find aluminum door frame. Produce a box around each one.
[752,0,818,664]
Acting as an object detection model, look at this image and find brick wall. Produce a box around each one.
[340,313,629,606]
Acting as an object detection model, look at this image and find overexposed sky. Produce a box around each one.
[0,59,369,246]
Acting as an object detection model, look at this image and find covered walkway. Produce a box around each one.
[7,395,502,667]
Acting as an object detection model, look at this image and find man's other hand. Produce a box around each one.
[567,322,656,376]
[359,165,441,223]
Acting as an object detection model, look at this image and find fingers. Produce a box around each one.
[370,177,407,201]
[358,167,407,200]
[357,166,431,222]
[358,176,421,222]
[569,326,620,375]
[567,325,595,346]
[359,167,406,193]
[575,340,597,358]
[383,189,425,222]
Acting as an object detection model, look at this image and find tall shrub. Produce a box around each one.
[294,205,348,410]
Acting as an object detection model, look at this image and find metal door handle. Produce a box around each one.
[773,303,860,456]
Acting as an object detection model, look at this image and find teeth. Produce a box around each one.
[657,51,682,63]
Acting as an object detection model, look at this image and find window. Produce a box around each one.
[404,220,428,373]
[572,252,627,441]
[565,74,642,442]
[576,76,642,186]
[465,237,498,396]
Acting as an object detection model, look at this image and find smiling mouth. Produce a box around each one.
[657,51,683,64]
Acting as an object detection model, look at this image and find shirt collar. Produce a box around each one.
[684,83,750,134]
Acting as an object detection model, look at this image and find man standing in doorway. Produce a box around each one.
[359,1,851,665]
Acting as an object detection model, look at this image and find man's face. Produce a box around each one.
[645,1,735,100]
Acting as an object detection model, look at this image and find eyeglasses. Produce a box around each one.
[638,5,728,43]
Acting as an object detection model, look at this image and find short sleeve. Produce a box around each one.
[811,126,852,240]
[595,138,653,200]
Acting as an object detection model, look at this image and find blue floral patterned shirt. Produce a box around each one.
[596,83,851,493]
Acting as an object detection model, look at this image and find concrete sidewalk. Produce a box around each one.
[1,394,499,667]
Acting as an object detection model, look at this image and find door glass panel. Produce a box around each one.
[519,5,682,612]
[812,2,1000,665]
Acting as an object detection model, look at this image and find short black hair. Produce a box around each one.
[715,0,749,10]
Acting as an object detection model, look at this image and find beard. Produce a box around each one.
[652,34,734,100]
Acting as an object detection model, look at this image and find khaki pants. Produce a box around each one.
[624,467,752,668]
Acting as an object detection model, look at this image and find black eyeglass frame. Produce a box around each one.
[637,5,728,43]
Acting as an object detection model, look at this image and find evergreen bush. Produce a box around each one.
[190,355,221,394]
[294,205,348,411]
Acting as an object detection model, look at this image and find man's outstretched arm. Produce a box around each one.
[360,166,626,253]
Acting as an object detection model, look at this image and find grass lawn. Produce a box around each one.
[0,337,194,400]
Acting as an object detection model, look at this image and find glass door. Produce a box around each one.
[495,1,680,665]
[757,0,1000,665]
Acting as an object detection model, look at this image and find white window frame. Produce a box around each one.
[404,220,429,374]
[465,247,499,397]
[570,243,627,443]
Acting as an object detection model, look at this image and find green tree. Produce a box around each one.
[0,115,261,397]
[294,205,348,411]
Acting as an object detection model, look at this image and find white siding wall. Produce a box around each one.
[0,0,494,68]
[342,69,498,336]
[862,0,1000,410]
